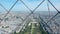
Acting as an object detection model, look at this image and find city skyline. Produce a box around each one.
[0,0,60,12]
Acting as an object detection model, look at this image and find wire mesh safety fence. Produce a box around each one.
[0,0,60,34]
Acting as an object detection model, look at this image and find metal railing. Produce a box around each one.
[0,0,60,34]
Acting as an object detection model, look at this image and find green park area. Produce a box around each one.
[13,22,48,34]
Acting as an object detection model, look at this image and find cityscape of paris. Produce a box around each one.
[0,0,60,34]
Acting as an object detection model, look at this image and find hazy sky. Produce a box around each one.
[0,0,60,12]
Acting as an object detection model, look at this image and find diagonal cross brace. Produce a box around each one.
[39,14,53,33]
[20,0,45,21]
[0,0,24,23]
[14,0,45,32]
